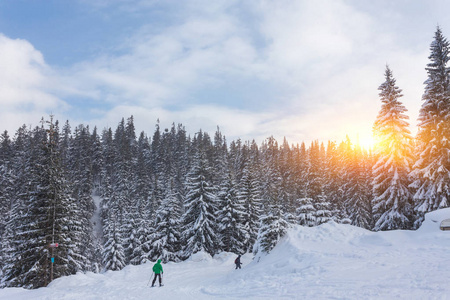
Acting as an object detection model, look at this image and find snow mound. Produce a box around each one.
[237,214,450,299]
[187,251,213,262]
[213,251,238,263]
[418,207,450,233]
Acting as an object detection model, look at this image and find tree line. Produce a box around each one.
[0,27,449,289]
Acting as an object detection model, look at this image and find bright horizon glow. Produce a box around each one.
[357,136,376,151]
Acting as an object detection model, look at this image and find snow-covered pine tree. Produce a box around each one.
[182,139,218,257]
[2,118,83,288]
[342,145,373,229]
[278,137,296,219]
[0,131,14,275]
[120,117,141,265]
[0,125,29,287]
[295,197,316,226]
[129,132,153,265]
[255,204,289,254]
[372,66,414,231]
[149,179,182,262]
[314,195,332,226]
[151,120,164,179]
[305,141,333,225]
[174,123,190,201]
[291,142,308,200]
[239,161,262,253]
[90,126,103,191]
[89,127,104,272]
[101,215,126,271]
[306,141,324,200]
[323,141,345,222]
[212,127,228,187]
[59,121,72,169]
[101,117,139,266]
[68,125,97,271]
[42,118,86,282]
[228,138,244,182]
[217,171,246,254]
[411,27,450,216]
[99,127,126,271]
[259,136,280,210]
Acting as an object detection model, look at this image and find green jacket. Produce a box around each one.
[152,259,163,274]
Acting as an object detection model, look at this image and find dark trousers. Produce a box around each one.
[152,273,162,286]
[235,263,241,269]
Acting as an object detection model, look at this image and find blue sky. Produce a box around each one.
[1,0,449,145]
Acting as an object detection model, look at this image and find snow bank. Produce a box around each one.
[418,207,450,233]
[187,251,213,263]
[1,209,450,299]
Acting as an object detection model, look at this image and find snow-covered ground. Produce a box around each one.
[1,208,450,300]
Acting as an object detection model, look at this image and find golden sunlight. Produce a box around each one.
[349,131,377,151]
[358,136,375,151]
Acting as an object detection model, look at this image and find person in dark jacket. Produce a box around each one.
[151,259,164,287]
[235,255,242,269]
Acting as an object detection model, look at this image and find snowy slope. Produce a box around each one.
[1,208,449,300]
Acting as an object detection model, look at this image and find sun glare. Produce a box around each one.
[358,137,375,151]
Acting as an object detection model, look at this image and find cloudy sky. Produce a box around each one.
[0,0,448,146]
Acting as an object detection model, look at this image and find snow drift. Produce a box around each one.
[1,208,449,299]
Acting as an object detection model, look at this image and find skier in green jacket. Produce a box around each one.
[151,259,164,287]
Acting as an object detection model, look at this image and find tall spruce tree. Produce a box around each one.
[239,161,262,253]
[324,141,346,222]
[99,127,126,271]
[412,27,450,216]
[0,131,14,274]
[372,67,414,231]
[150,180,182,262]
[68,125,97,271]
[182,140,218,257]
[129,132,153,265]
[217,171,246,254]
[342,143,372,229]
[2,118,83,288]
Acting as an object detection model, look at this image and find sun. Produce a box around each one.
[357,136,376,151]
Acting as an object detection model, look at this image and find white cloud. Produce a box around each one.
[61,12,261,109]
[0,34,68,133]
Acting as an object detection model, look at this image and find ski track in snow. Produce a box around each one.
[1,208,450,299]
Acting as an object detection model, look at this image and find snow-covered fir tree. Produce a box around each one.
[149,180,182,262]
[0,131,14,275]
[129,132,153,265]
[2,118,85,288]
[372,66,414,231]
[68,124,97,271]
[182,139,218,257]
[343,145,373,229]
[314,196,333,226]
[255,204,289,254]
[411,27,450,217]
[99,127,127,271]
[101,215,126,271]
[323,141,344,222]
[306,141,325,200]
[239,161,262,253]
[295,197,316,227]
[217,171,246,254]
